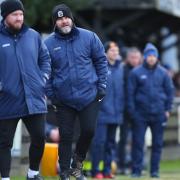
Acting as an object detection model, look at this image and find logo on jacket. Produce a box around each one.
[53,46,61,51]
[2,43,10,48]
[140,75,147,79]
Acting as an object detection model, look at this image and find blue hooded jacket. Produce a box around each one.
[44,27,108,110]
[0,22,51,120]
[128,43,174,116]
[97,61,124,124]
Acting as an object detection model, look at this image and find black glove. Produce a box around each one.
[96,89,106,102]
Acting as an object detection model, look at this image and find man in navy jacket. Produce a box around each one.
[0,1,51,180]
[128,43,174,178]
[45,4,107,180]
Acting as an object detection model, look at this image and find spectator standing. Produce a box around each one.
[118,47,142,174]
[91,41,124,179]
[44,4,108,180]
[128,43,174,178]
[0,0,51,180]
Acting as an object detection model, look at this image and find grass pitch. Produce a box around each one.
[11,160,180,180]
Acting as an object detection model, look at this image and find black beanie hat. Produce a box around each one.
[52,4,74,24]
[1,0,24,19]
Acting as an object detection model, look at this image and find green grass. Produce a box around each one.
[11,174,180,180]
[10,174,180,180]
[160,160,180,172]
[11,160,180,180]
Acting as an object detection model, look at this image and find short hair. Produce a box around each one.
[104,41,119,53]
[125,47,141,59]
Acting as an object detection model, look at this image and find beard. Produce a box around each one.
[13,22,23,30]
[59,26,72,34]
[5,21,23,34]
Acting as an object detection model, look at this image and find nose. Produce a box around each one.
[16,14,23,21]
[61,17,69,23]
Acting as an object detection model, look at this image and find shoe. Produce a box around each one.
[71,154,87,180]
[76,174,87,180]
[131,173,141,178]
[26,174,44,180]
[60,171,70,180]
[70,167,87,180]
[93,172,104,179]
[151,172,160,178]
[103,173,115,179]
[83,170,92,177]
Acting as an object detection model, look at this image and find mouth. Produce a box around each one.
[14,21,23,24]
[62,25,69,28]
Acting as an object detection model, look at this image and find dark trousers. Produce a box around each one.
[0,114,46,177]
[56,100,100,172]
[118,111,132,169]
[91,124,117,176]
[132,113,166,175]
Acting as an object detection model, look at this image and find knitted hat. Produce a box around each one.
[1,0,24,19]
[52,4,74,24]
[143,43,159,60]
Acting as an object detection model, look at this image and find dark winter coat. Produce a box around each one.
[0,23,51,120]
[128,63,174,117]
[44,27,108,110]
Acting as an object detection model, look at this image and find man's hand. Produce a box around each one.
[96,90,106,102]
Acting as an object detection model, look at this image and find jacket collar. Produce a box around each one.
[143,61,158,70]
[108,60,121,68]
[0,20,28,38]
[54,26,79,41]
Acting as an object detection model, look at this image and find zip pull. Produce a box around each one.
[14,34,18,42]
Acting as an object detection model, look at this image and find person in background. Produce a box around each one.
[173,72,180,96]
[91,41,124,179]
[162,63,174,78]
[45,102,60,143]
[118,47,142,174]
[44,4,107,180]
[0,0,51,180]
[45,122,59,142]
[128,43,174,178]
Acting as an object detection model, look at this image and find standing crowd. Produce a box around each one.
[0,1,174,180]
